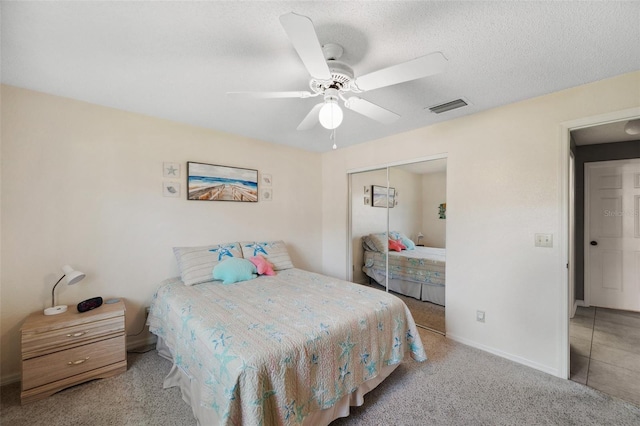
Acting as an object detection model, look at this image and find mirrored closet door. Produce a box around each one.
[349,158,447,334]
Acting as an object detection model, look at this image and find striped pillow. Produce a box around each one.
[240,240,294,271]
[173,242,243,286]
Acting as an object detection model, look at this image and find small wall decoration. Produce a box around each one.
[261,173,272,187]
[187,161,258,202]
[438,203,447,219]
[363,186,370,205]
[163,182,180,197]
[372,185,396,208]
[163,162,180,178]
[262,188,273,201]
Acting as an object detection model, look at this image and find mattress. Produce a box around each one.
[147,268,427,426]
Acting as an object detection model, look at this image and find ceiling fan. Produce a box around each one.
[228,12,448,132]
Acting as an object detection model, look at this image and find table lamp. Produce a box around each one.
[44,265,86,315]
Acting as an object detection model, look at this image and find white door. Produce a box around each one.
[586,158,640,312]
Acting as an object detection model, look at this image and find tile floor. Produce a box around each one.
[570,306,640,406]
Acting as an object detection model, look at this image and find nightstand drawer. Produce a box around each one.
[22,316,124,359]
[22,335,126,390]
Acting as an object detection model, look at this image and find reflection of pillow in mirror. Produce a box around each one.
[368,233,388,252]
[389,231,402,240]
[388,239,405,252]
[389,231,416,250]
[362,236,378,252]
[400,236,416,250]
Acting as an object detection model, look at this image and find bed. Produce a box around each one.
[361,233,446,306]
[147,241,427,426]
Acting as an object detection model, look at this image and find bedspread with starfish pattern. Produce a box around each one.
[148,268,426,425]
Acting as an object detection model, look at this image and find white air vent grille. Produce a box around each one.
[428,99,468,114]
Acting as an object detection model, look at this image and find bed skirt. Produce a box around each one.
[364,267,445,306]
[156,337,399,426]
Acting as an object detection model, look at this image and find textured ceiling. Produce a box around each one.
[2,1,639,152]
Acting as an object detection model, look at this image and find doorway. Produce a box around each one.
[566,114,640,405]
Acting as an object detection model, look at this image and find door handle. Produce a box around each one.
[590,241,598,246]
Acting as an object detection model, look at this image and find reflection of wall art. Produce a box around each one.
[163,162,180,178]
[187,162,258,202]
[372,185,395,208]
[261,173,272,187]
[262,188,273,201]
[163,182,180,197]
[439,203,447,219]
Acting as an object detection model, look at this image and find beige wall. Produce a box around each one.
[321,71,640,377]
[0,85,323,383]
[421,172,446,248]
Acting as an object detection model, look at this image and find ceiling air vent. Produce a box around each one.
[427,99,468,114]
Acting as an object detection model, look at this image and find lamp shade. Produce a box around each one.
[44,265,86,315]
[319,100,343,130]
[624,119,640,135]
[62,265,85,285]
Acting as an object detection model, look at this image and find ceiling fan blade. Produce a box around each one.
[227,91,314,99]
[279,12,332,81]
[297,103,323,130]
[345,97,400,124]
[354,51,447,92]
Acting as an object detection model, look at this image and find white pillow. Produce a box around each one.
[173,242,243,286]
[239,240,294,271]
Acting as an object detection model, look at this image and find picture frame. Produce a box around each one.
[261,188,273,201]
[163,182,180,197]
[163,162,180,178]
[187,161,258,202]
[261,173,272,187]
[372,185,395,208]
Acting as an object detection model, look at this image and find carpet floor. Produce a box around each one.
[2,330,639,425]
[362,281,446,333]
[393,292,445,334]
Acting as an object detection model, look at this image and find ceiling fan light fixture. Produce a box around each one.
[319,99,343,129]
[624,119,640,135]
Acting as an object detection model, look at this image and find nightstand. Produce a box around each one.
[20,299,127,404]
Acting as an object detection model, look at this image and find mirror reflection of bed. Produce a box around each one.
[349,158,447,334]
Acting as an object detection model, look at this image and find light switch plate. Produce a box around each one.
[535,233,553,248]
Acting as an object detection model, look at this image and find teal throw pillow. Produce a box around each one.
[400,236,416,250]
[212,258,257,284]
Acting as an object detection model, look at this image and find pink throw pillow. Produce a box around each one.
[388,239,405,252]
[249,255,276,276]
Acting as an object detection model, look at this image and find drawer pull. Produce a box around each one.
[67,357,89,365]
[66,331,87,338]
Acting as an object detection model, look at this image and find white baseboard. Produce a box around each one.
[446,333,560,378]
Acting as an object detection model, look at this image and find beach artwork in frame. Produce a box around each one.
[187,162,258,202]
[372,185,395,208]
